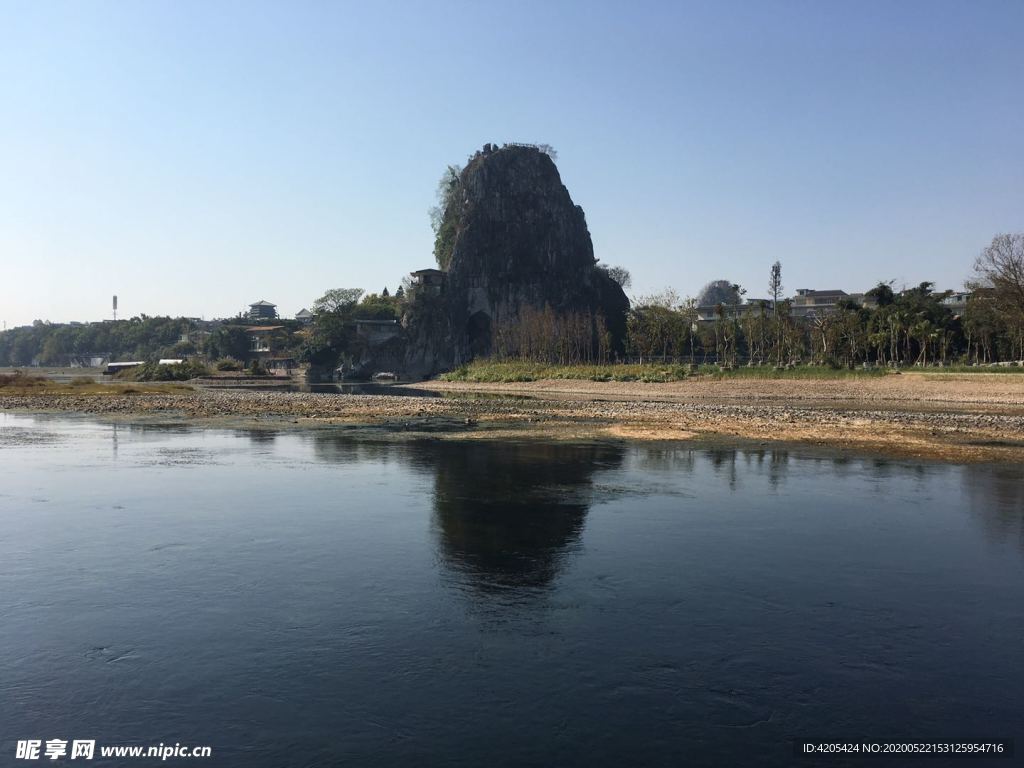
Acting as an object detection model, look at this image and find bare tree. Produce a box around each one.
[638,288,680,309]
[972,233,1024,317]
[536,144,558,160]
[603,265,632,290]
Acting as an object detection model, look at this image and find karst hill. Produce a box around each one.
[404,143,629,377]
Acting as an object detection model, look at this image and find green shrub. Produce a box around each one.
[439,360,891,383]
[126,359,210,381]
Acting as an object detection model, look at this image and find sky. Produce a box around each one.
[1,0,1022,327]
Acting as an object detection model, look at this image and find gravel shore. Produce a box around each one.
[3,373,1024,462]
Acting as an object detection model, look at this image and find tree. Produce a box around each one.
[429,164,463,269]
[866,281,896,307]
[603,265,632,290]
[536,143,558,160]
[768,261,783,310]
[768,262,784,365]
[973,233,1024,318]
[679,298,699,362]
[353,293,400,321]
[312,288,364,315]
[638,288,680,309]
[204,326,252,361]
[697,280,743,307]
[382,287,390,297]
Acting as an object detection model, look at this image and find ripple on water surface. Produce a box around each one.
[0,414,1021,768]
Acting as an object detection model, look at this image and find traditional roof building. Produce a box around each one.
[248,300,278,322]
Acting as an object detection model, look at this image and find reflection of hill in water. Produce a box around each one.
[964,463,1024,551]
[306,435,624,593]
[305,431,1024,589]
[430,442,624,593]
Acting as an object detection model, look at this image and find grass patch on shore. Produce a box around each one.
[701,365,887,380]
[904,364,1024,374]
[441,362,691,383]
[0,371,191,396]
[439,361,890,383]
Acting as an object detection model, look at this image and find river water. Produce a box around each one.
[1,413,1021,767]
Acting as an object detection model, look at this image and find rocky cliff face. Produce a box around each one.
[404,144,629,377]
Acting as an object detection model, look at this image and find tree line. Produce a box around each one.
[0,289,405,368]
[4,233,1022,371]
[622,234,1024,367]
[492,234,1024,368]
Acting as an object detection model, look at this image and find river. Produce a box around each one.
[1,413,1021,766]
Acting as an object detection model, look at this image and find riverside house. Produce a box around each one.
[247,325,287,356]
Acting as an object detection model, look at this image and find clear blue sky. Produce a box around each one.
[2,0,1022,326]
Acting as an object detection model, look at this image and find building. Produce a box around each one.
[248,300,278,322]
[265,357,298,375]
[68,354,109,368]
[177,329,212,346]
[941,291,971,315]
[695,300,774,324]
[295,308,314,324]
[246,325,286,356]
[104,361,144,375]
[410,269,446,295]
[789,289,852,319]
[352,319,402,344]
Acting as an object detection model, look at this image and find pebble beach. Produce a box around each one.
[3,372,1024,463]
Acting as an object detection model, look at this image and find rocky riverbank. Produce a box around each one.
[3,373,1024,462]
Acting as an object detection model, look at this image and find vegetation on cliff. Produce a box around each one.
[407,143,631,376]
[429,165,462,271]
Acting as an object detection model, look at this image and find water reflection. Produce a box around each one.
[429,442,624,594]
[964,463,1024,551]
[635,445,794,492]
[303,432,1024,575]
[311,434,412,467]
[306,433,626,593]
[243,430,277,445]
[4,414,1024,768]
